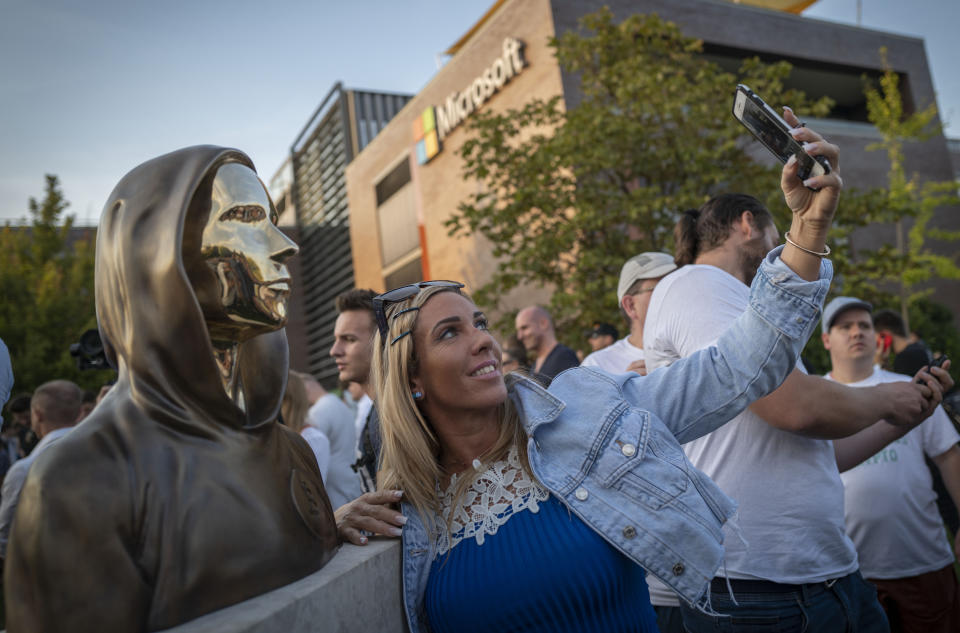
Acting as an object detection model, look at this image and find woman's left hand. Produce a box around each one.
[335,489,407,545]
[780,108,843,232]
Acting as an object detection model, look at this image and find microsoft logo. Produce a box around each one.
[413,107,441,165]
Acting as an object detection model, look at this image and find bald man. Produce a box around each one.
[515,305,579,381]
[0,379,81,557]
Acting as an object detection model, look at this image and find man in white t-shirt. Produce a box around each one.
[330,288,379,493]
[643,193,952,633]
[581,252,676,375]
[0,380,81,557]
[821,296,960,632]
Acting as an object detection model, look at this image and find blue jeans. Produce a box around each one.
[679,572,889,633]
[655,605,685,633]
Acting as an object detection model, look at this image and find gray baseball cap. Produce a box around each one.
[822,296,873,332]
[617,252,677,304]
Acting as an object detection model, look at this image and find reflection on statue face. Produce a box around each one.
[197,162,298,342]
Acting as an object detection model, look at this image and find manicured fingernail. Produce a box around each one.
[786,155,797,166]
[790,127,803,137]
[389,526,403,536]
[803,178,816,187]
[360,536,368,545]
[393,490,404,499]
[802,142,816,152]
[397,515,408,525]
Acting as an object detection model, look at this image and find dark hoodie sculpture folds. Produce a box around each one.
[4,146,339,632]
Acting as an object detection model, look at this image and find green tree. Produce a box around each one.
[842,52,960,330]
[801,53,960,377]
[447,9,830,343]
[0,175,111,395]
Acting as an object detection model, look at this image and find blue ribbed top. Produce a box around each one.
[425,494,658,633]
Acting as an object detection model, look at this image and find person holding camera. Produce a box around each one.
[643,112,954,633]
[822,296,960,633]
[335,122,951,633]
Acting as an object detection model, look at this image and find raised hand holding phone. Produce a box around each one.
[732,84,832,189]
[730,84,842,280]
[779,106,842,234]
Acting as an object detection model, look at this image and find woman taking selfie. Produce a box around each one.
[335,124,946,632]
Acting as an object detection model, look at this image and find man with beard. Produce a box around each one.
[643,193,951,633]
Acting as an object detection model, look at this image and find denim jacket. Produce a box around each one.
[400,248,832,632]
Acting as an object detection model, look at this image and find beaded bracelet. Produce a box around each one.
[784,231,831,257]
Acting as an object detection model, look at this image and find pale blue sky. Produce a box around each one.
[1,0,957,225]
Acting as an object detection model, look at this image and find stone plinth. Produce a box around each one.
[159,539,406,633]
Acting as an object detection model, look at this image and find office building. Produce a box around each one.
[344,0,959,325]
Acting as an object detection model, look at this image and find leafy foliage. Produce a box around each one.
[0,176,112,395]
[843,51,959,322]
[447,9,831,343]
[802,51,960,377]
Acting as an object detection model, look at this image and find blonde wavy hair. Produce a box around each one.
[372,285,532,530]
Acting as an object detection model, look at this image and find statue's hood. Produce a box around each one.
[95,145,287,434]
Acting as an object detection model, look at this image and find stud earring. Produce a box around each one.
[412,390,424,400]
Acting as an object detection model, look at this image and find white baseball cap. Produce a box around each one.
[617,252,677,304]
[822,296,873,332]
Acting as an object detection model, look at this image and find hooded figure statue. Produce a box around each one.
[4,146,339,632]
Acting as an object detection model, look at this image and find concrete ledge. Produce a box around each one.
[160,539,407,633]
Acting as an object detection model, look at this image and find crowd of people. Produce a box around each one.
[328,116,958,633]
[0,119,957,633]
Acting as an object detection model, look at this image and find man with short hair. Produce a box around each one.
[582,252,676,375]
[329,288,379,492]
[644,193,951,633]
[873,308,935,377]
[515,305,579,381]
[586,322,618,352]
[0,379,82,557]
[822,296,960,633]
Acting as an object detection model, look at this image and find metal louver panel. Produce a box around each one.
[290,84,411,387]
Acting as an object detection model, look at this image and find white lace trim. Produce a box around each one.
[435,443,550,555]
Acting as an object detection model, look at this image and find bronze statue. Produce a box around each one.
[4,146,339,632]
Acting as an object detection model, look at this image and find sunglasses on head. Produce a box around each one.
[372,280,465,344]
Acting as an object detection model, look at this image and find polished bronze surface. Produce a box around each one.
[187,161,299,406]
[4,146,338,632]
[197,162,298,341]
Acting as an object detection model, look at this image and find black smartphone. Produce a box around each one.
[915,354,949,384]
[732,84,832,188]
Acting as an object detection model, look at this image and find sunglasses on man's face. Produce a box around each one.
[372,280,465,342]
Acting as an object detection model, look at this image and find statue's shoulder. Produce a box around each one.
[270,421,326,479]
[29,411,132,491]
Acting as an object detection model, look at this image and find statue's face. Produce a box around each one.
[196,162,298,342]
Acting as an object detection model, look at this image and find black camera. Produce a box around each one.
[69,329,110,371]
